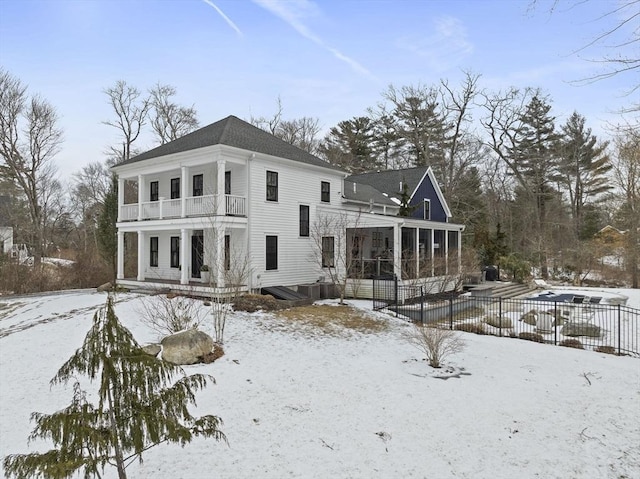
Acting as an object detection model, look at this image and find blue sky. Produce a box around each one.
[0,0,637,179]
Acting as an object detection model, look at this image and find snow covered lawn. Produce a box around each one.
[1,289,639,478]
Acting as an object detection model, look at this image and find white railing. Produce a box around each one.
[119,194,246,221]
[226,195,246,216]
[185,195,216,217]
[120,204,138,221]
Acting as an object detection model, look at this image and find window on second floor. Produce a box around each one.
[170,178,180,199]
[266,171,278,202]
[321,181,330,203]
[150,181,159,201]
[299,205,309,237]
[225,171,231,195]
[170,236,179,268]
[193,174,203,197]
[266,235,278,270]
[423,199,431,220]
[150,237,159,267]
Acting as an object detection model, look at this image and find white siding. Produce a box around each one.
[248,158,345,289]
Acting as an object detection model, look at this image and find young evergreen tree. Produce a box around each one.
[3,295,225,479]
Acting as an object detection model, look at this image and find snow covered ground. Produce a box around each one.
[1,288,639,479]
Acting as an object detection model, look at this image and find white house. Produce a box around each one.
[112,115,465,298]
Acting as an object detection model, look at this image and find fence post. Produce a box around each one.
[554,302,558,345]
[420,286,424,325]
[618,304,621,356]
[394,275,399,318]
[499,298,503,337]
[449,297,453,329]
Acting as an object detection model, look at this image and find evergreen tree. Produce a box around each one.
[557,112,611,240]
[97,175,118,281]
[319,116,378,173]
[3,295,225,479]
[397,180,418,217]
[507,94,561,278]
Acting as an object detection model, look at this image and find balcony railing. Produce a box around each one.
[119,194,246,221]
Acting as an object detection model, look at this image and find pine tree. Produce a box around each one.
[3,295,225,479]
[97,175,118,281]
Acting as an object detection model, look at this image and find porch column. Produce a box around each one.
[137,175,145,221]
[216,159,226,216]
[137,231,145,281]
[215,227,226,286]
[445,229,449,275]
[430,229,435,277]
[415,228,420,278]
[180,228,189,285]
[181,166,188,218]
[393,224,402,280]
[117,176,124,222]
[117,231,124,280]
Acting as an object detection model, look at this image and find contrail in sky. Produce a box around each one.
[202,0,243,37]
[252,0,374,79]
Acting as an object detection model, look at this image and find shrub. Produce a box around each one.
[560,339,584,349]
[233,294,279,312]
[595,345,617,355]
[137,294,206,338]
[518,332,545,343]
[407,325,465,368]
[199,344,225,363]
[454,323,486,335]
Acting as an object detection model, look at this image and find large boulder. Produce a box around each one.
[141,343,161,357]
[520,311,537,325]
[484,314,513,329]
[561,322,601,338]
[536,312,554,333]
[161,329,214,365]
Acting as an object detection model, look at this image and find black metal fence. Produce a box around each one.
[373,277,640,357]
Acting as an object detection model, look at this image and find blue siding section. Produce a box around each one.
[409,174,448,222]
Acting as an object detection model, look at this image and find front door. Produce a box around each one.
[191,231,204,278]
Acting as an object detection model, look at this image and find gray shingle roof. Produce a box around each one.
[342,180,398,206]
[117,115,343,171]
[346,167,429,197]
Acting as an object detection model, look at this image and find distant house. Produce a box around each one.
[0,196,12,255]
[111,115,464,298]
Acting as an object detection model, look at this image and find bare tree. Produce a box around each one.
[249,97,322,154]
[610,127,639,288]
[103,80,151,163]
[72,161,111,252]
[149,83,199,145]
[0,69,63,265]
[311,210,363,304]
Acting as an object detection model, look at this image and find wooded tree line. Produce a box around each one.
[1,67,638,291]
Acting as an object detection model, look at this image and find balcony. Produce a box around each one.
[119,194,246,221]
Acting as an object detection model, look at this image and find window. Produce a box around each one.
[266,171,278,201]
[224,235,230,271]
[423,199,431,220]
[170,236,179,268]
[321,181,330,203]
[322,236,335,268]
[150,237,159,267]
[372,231,382,248]
[266,236,278,270]
[299,205,309,237]
[225,171,231,195]
[150,181,159,201]
[193,174,203,197]
[170,178,180,199]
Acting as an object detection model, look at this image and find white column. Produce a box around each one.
[137,231,145,281]
[180,228,189,285]
[393,224,402,280]
[415,227,420,279]
[117,176,124,222]
[216,159,226,216]
[181,166,188,218]
[117,231,124,280]
[445,230,449,275]
[215,228,225,287]
[430,229,435,277]
[137,174,145,221]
